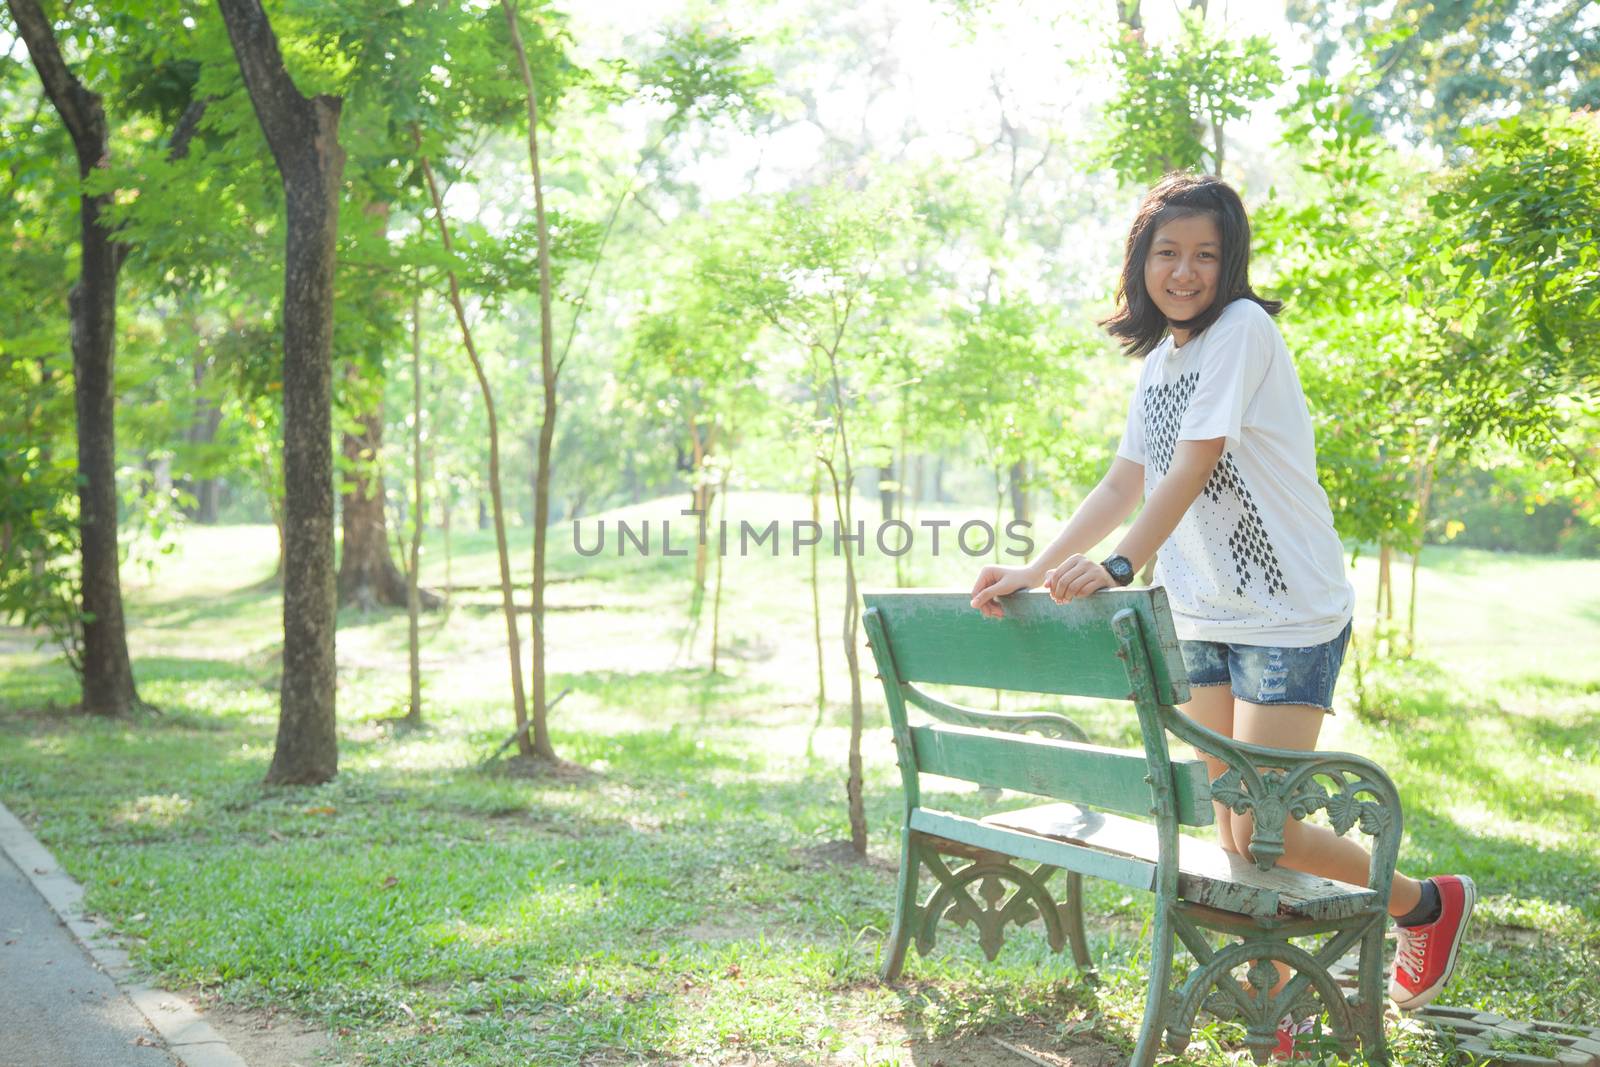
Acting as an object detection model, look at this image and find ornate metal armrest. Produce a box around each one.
[1160,708,1404,895]
[900,682,1090,742]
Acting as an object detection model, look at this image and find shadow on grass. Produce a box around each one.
[1502,671,1600,698]
[134,587,280,631]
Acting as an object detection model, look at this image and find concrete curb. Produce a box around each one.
[0,798,250,1067]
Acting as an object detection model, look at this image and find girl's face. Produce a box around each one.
[1143,213,1222,342]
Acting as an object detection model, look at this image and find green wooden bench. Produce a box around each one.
[862,588,1402,1066]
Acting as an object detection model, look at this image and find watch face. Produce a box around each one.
[1105,556,1132,583]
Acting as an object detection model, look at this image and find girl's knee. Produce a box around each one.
[1214,808,1241,855]
[1231,819,1254,858]
[1232,810,1318,867]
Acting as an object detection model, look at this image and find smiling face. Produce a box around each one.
[1143,212,1222,347]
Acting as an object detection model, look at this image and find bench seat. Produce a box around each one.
[912,802,1378,923]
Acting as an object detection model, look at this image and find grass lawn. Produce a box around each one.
[0,492,1596,1065]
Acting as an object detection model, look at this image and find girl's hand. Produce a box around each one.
[969,563,1041,619]
[1042,554,1114,604]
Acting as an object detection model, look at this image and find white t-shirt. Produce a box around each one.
[1116,299,1354,646]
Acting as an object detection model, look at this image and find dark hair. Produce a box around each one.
[1100,173,1282,358]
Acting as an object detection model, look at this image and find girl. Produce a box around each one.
[968,173,1473,1055]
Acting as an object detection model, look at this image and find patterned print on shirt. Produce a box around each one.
[1141,370,1289,600]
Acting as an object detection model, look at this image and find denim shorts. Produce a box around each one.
[1176,621,1353,713]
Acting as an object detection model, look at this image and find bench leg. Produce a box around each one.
[917,853,1067,962]
[1165,928,1369,1064]
[1129,906,1176,1067]
[882,828,919,981]
[1350,922,1390,1063]
[1059,871,1093,974]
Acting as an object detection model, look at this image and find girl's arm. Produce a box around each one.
[1046,437,1225,602]
[971,456,1144,618]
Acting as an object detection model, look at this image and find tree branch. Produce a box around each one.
[215,0,338,173]
[166,96,209,161]
[555,129,671,379]
[7,0,107,173]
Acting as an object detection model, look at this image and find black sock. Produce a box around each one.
[1397,878,1441,927]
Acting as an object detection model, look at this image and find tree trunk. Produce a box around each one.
[894,414,908,587]
[819,346,867,856]
[335,202,432,612]
[710,465,730,675]
[1407,443,1440,658]
[1377,543,1392,621]
[218,0,344,785]
[504,0,559,762]
[404,297,424,727]
[565,487,590,522]
[439,472,453,598]
[184,355,224,524]
[257,438,286,580]
[807,463,826,755]
[337,391,440,613]
[1008,458,1030,528]
[878,462,896,524]
[686,416,718,598]
[337,400,412,610]
[194,478,221,524]
[824,453,868,856]
[10,0,141,716]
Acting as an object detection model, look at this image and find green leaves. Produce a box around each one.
[1288,0,1600,146]
[635,27,773,135]
[0,360,82,674]
[1417,111,1600,468]
[1100,13,1281,185]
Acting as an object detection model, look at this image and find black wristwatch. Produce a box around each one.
[1100,554,1135,587]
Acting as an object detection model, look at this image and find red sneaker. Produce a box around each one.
[1390,875,1477,1010]
[1273,1014,1317,1060]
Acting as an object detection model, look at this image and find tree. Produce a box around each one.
[507,14,768,759]
[923,295,1091,556]
[1287,0,1600,145]
[0,363,79,672]
[501,0,563,762]
[1100,9,1280,184]
[216,0,345,785]
[624,225,764,661]
[710,184,917,856]
[401,296,425,727]
[416,146,533,759]
[334,203,412,613]
[7,0,144,714]
[1425,110,1600,494]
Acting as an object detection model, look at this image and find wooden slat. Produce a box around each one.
[1177,901,1372,938]
[982,803,1380,921]
[861,588,1189,706]
[909,808,1157,891]
[910,723,1213,826]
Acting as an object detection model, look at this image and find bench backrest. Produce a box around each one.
[863,588,1189,704]
[863,588,1210,827]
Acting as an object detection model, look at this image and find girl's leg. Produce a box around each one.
[1230,699,1423,918]
[1177,684,1240,853]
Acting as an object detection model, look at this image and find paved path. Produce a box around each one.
[0,845,176,1067]
[0,802,248,1067]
